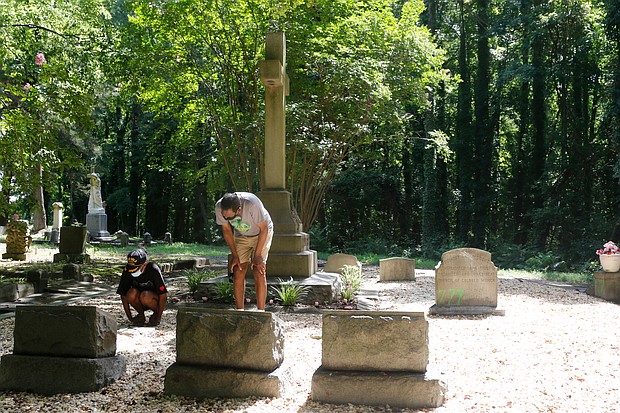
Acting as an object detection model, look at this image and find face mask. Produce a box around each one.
[131,268,143,277]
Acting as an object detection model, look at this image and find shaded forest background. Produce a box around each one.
[2,0,620,270]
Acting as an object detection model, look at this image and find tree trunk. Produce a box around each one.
[32,163,47,232]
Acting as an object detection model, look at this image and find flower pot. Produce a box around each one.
[599,254,620,272]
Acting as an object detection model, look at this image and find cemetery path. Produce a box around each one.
[0,265,619,413]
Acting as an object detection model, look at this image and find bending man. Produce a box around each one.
[215,192,273,310]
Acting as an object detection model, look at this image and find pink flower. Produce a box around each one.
[23,83,31,91]
[35,52,47,66]
[596,241,620,255]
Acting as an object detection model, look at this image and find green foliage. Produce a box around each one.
[185,269,219,293]
[213,280,235,303]
[339,265,363,301]
[271,277,310,306]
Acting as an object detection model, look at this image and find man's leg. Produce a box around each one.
[233,262,249,310]
[253,230,273,311]
[139,290,163,325]
[126,288,146,325]
[253,270,267,310]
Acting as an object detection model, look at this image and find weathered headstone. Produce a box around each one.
[114,230,129,247]
[62,263,81,280]
[429,248,504,315]
[0,306,125,394]
[379,257,416,281]
[323,253,362,274]
[2,219,30,261]
[311,311,446,409]
[165,308,287,398]
[143,232,152,246]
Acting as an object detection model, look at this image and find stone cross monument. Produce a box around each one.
[258,32,317,278]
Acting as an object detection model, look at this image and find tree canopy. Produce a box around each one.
[1,0,619,269]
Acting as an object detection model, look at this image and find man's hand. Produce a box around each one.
[251,255,266,276]
[230,255,242,273]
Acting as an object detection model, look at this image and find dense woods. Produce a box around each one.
[1,0,619,269]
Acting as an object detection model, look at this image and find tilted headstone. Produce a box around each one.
[430,248,504,315]
[323,253,362,274]
[311,310,446,409]
[379,257,416,281]
[165,308,287,398]
[54,225,90,263]
[0,306,125,394]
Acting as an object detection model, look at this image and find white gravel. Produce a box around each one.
[0,265,619,413]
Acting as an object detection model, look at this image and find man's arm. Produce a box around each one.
[148,293,167,325]
[221,223,241,272]
[120,295,133,320]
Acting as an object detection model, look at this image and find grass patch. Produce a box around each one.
[499,269,593,284]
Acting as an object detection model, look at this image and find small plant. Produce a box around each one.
[213,280,235,303]
[271,277,310,306]
[340,264,362,301]
[185,269,219,293]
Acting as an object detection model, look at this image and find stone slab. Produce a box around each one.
[428,304,505,316]
[593,272,620,303]
[379,257,416,281]
[0,354,125,395]
[199,272,340,305]
[176,308,284,371]
[53,253,91,264]
[311,366,446,409]
[164,362,287,399]
[13,305,118,358]
[322,310,428,372]
[435,248,498,307]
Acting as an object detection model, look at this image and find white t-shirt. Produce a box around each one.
[215,192,273,237]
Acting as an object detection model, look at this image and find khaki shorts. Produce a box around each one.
[235,231,273,264]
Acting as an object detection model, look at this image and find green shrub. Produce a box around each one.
[340,264,362,301]
[185,269,219,293]
[271,278,310,306]
[213,280,235,303]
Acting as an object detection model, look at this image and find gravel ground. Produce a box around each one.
[0,265,619,413]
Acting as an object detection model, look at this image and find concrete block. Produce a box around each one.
[176,308,284,372]
[0,354,125,395]
[311,366,446,409]
[13,305,117,358]
[322,311,428,372]
[164,362,287,399]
